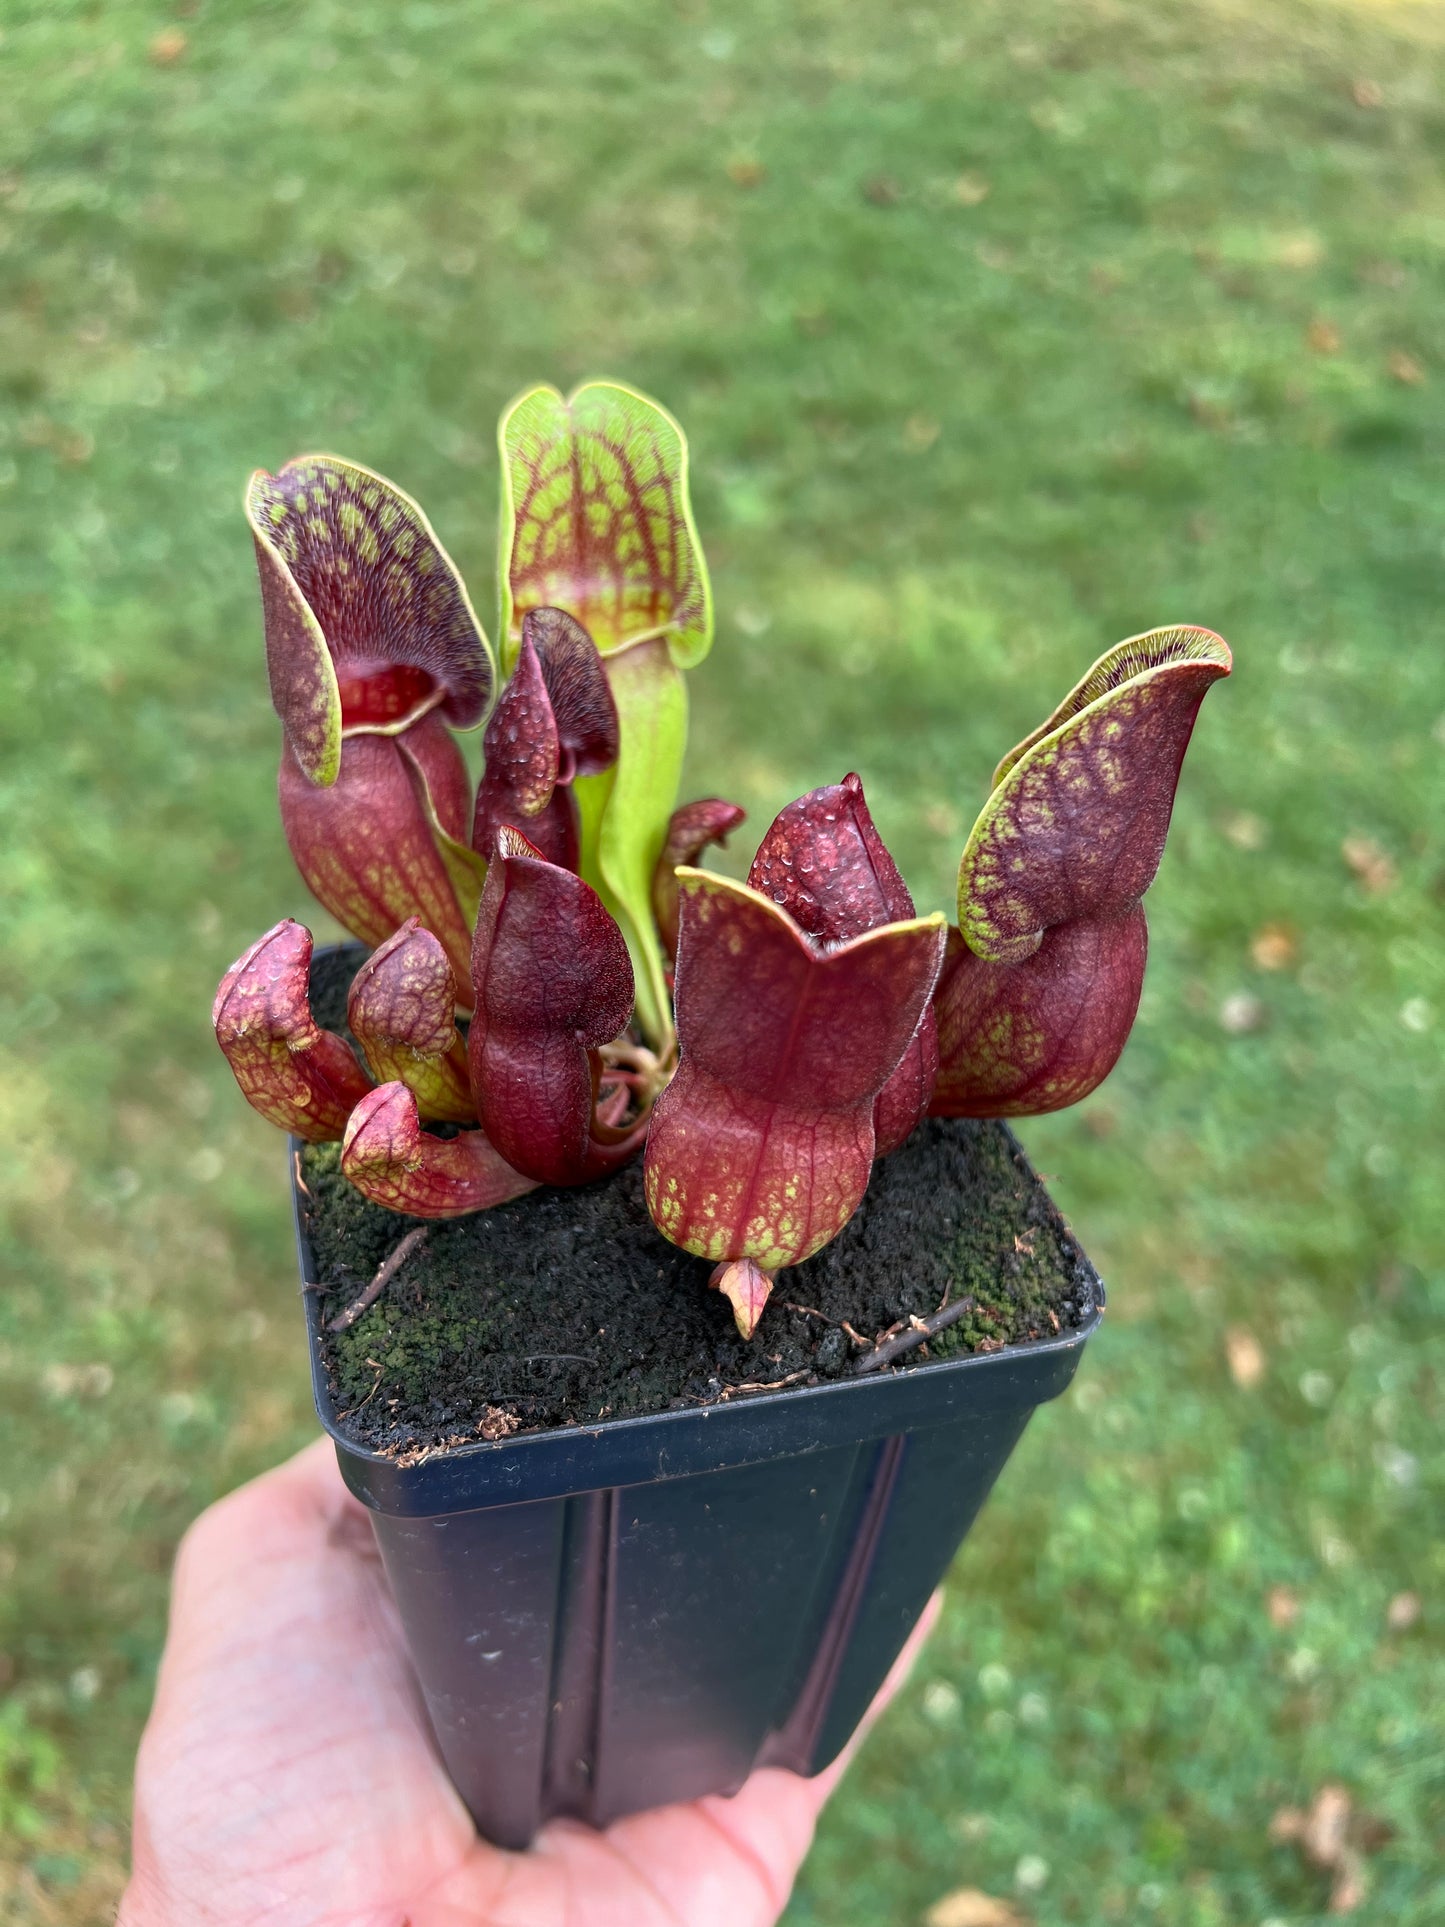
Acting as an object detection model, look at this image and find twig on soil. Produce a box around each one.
[336,1358,384,1421]
[854,1295,978,1375]
[718,1369,813,1398]
[779,1299,835,1323]
[327,1226,431,1334]
[519,1353,596,1368]
[779,1301,872,1350]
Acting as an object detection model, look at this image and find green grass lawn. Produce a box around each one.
[2,0,1442,1919]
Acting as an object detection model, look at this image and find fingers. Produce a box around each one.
[129,1442,942,1927]
[810,1584,944,1789]
[127,1437,477,1927]
[174,1435,367,1589]
[148,1437,371,1720]
[525,1588,943,1927]
[690,1586,944,1878]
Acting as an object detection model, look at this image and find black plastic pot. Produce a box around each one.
[293,1150,1103,1849]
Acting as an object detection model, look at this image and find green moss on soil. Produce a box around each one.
[302,1112,1097,1455]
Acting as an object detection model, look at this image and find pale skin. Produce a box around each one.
[121,1437,938,1927]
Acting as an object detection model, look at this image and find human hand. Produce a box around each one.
[121,1437,937,1926]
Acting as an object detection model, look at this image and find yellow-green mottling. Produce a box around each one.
[958,626,1231,960]
[245,456,493,776]
[497,380,712,668]
[496,383,714,1049]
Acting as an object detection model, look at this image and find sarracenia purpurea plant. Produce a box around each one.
[215,381,1231,1337]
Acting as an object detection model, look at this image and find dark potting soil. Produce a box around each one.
[301,945,1097,1457]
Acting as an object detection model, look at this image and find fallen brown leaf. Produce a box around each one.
[726,156,766,189]
[1270,1803,1303,1844]
[1251,922,1298,971]
[1227,1326,1266,1388]
[1267,1584,1299,1628]
[1303,1784,1352,1865]
[1270,1784,1382,1915]
[863,174,901,206]
[1331,1858,1367,1915]
[1355,1812,1398,1853]
[1387,350,1425,386]
[149,28,188,65]
[1351,78,1383,109]
[1342,834,1397,895]
[1308,318,1342,355]
[924,1890,1028,1927]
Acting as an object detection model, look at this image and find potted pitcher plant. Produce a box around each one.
[214,380,1231,1845]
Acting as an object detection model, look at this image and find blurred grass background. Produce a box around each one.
[1,0,1442,1920]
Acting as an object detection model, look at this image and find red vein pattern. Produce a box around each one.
[651,797,747,960]
[960,628,1232,966]
[247,456,492,783]
[934,627,1230,1117]
[471,608,619,870]
[278,713,477,1005]
[746,774,940,1154]
[212,921,373,1142]
[499,384,710,665]
[347,919,475,1124]
[932,912,1147,1116]
[644,870,945,1273]
[469,828,639,1186]
[340,1084,537,1219]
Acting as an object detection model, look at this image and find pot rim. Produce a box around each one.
[291,1136,1104,1516]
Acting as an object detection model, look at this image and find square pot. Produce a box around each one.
[293,1136,1102,1847]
